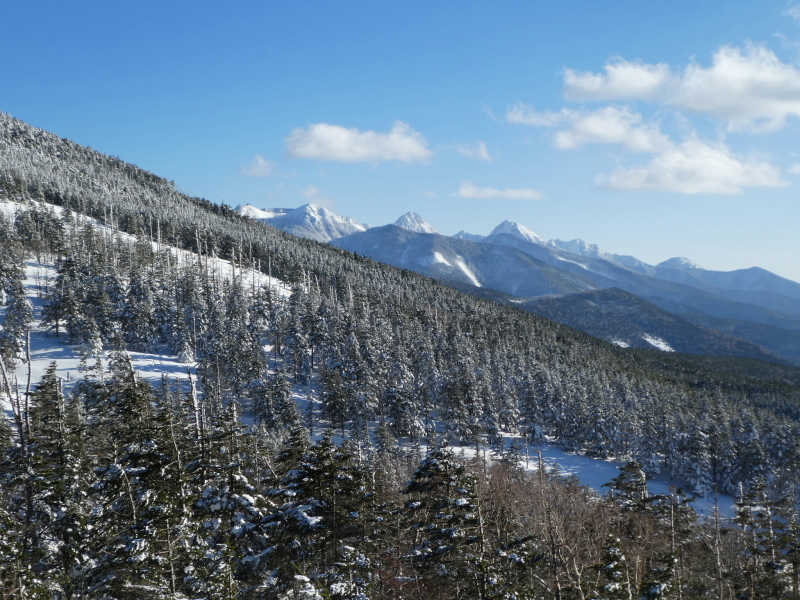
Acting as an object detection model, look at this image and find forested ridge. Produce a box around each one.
[2,112,800,598]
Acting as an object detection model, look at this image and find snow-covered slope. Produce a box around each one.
[394,212,439,234]
[238,203,368,243]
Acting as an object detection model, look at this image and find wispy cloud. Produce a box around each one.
[286,122,432,163]
[506,104,566,127]
[455,141,493,162]
[301,185,334,209]
[508,105,670,153]
[455,181,543,200]
[240,154,274,177]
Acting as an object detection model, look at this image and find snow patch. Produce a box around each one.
[610,340,630,348]
[454,257,481,287]
[555,256,589,270]
[642,334,674,352]
[418,252,452,268]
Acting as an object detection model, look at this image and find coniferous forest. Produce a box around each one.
[2,113,800,598]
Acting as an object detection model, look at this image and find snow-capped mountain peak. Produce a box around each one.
[238,203,368,243]
[658,257,704,270]
[237,204,292,220]
[488,220,545,245]
[394,212,439,234]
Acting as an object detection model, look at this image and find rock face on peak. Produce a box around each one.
[238,203,368,243]
[452,230,485,242]
[394,212,439,234]
[485,220,545,245]
[549,238,604,259]
[548,238,652,272]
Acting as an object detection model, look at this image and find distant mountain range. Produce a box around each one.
[238,203,800,365]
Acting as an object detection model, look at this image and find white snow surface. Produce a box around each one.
[418,252,451,268]
[610,340,630,348]
[642,334,675,352]
[449,441,735,518]
[394,212,439,235]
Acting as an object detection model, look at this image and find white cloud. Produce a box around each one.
[564,45,800,132]
[553,106,670,153]
[564,61,671,102]
[285,121,432,163]
[240,154,273,177]
[455,141,493,162]
[302,185,334,209]
[789,162,800,174]
[598,139,786,194]
[456,181,543,200]
[506,103,567,127]
[508,105,669,153]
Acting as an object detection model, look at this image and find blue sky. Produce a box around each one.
[4,1,800,280]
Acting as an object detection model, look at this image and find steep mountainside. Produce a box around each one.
[332,224,598,296]
[523,288,788,363]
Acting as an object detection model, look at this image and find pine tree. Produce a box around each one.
[591,534,632,600]
[265,434,372,599]
[24,363,92,598]
[403,448,485,599]
[604,460,649,512]
[0,279,33,363]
